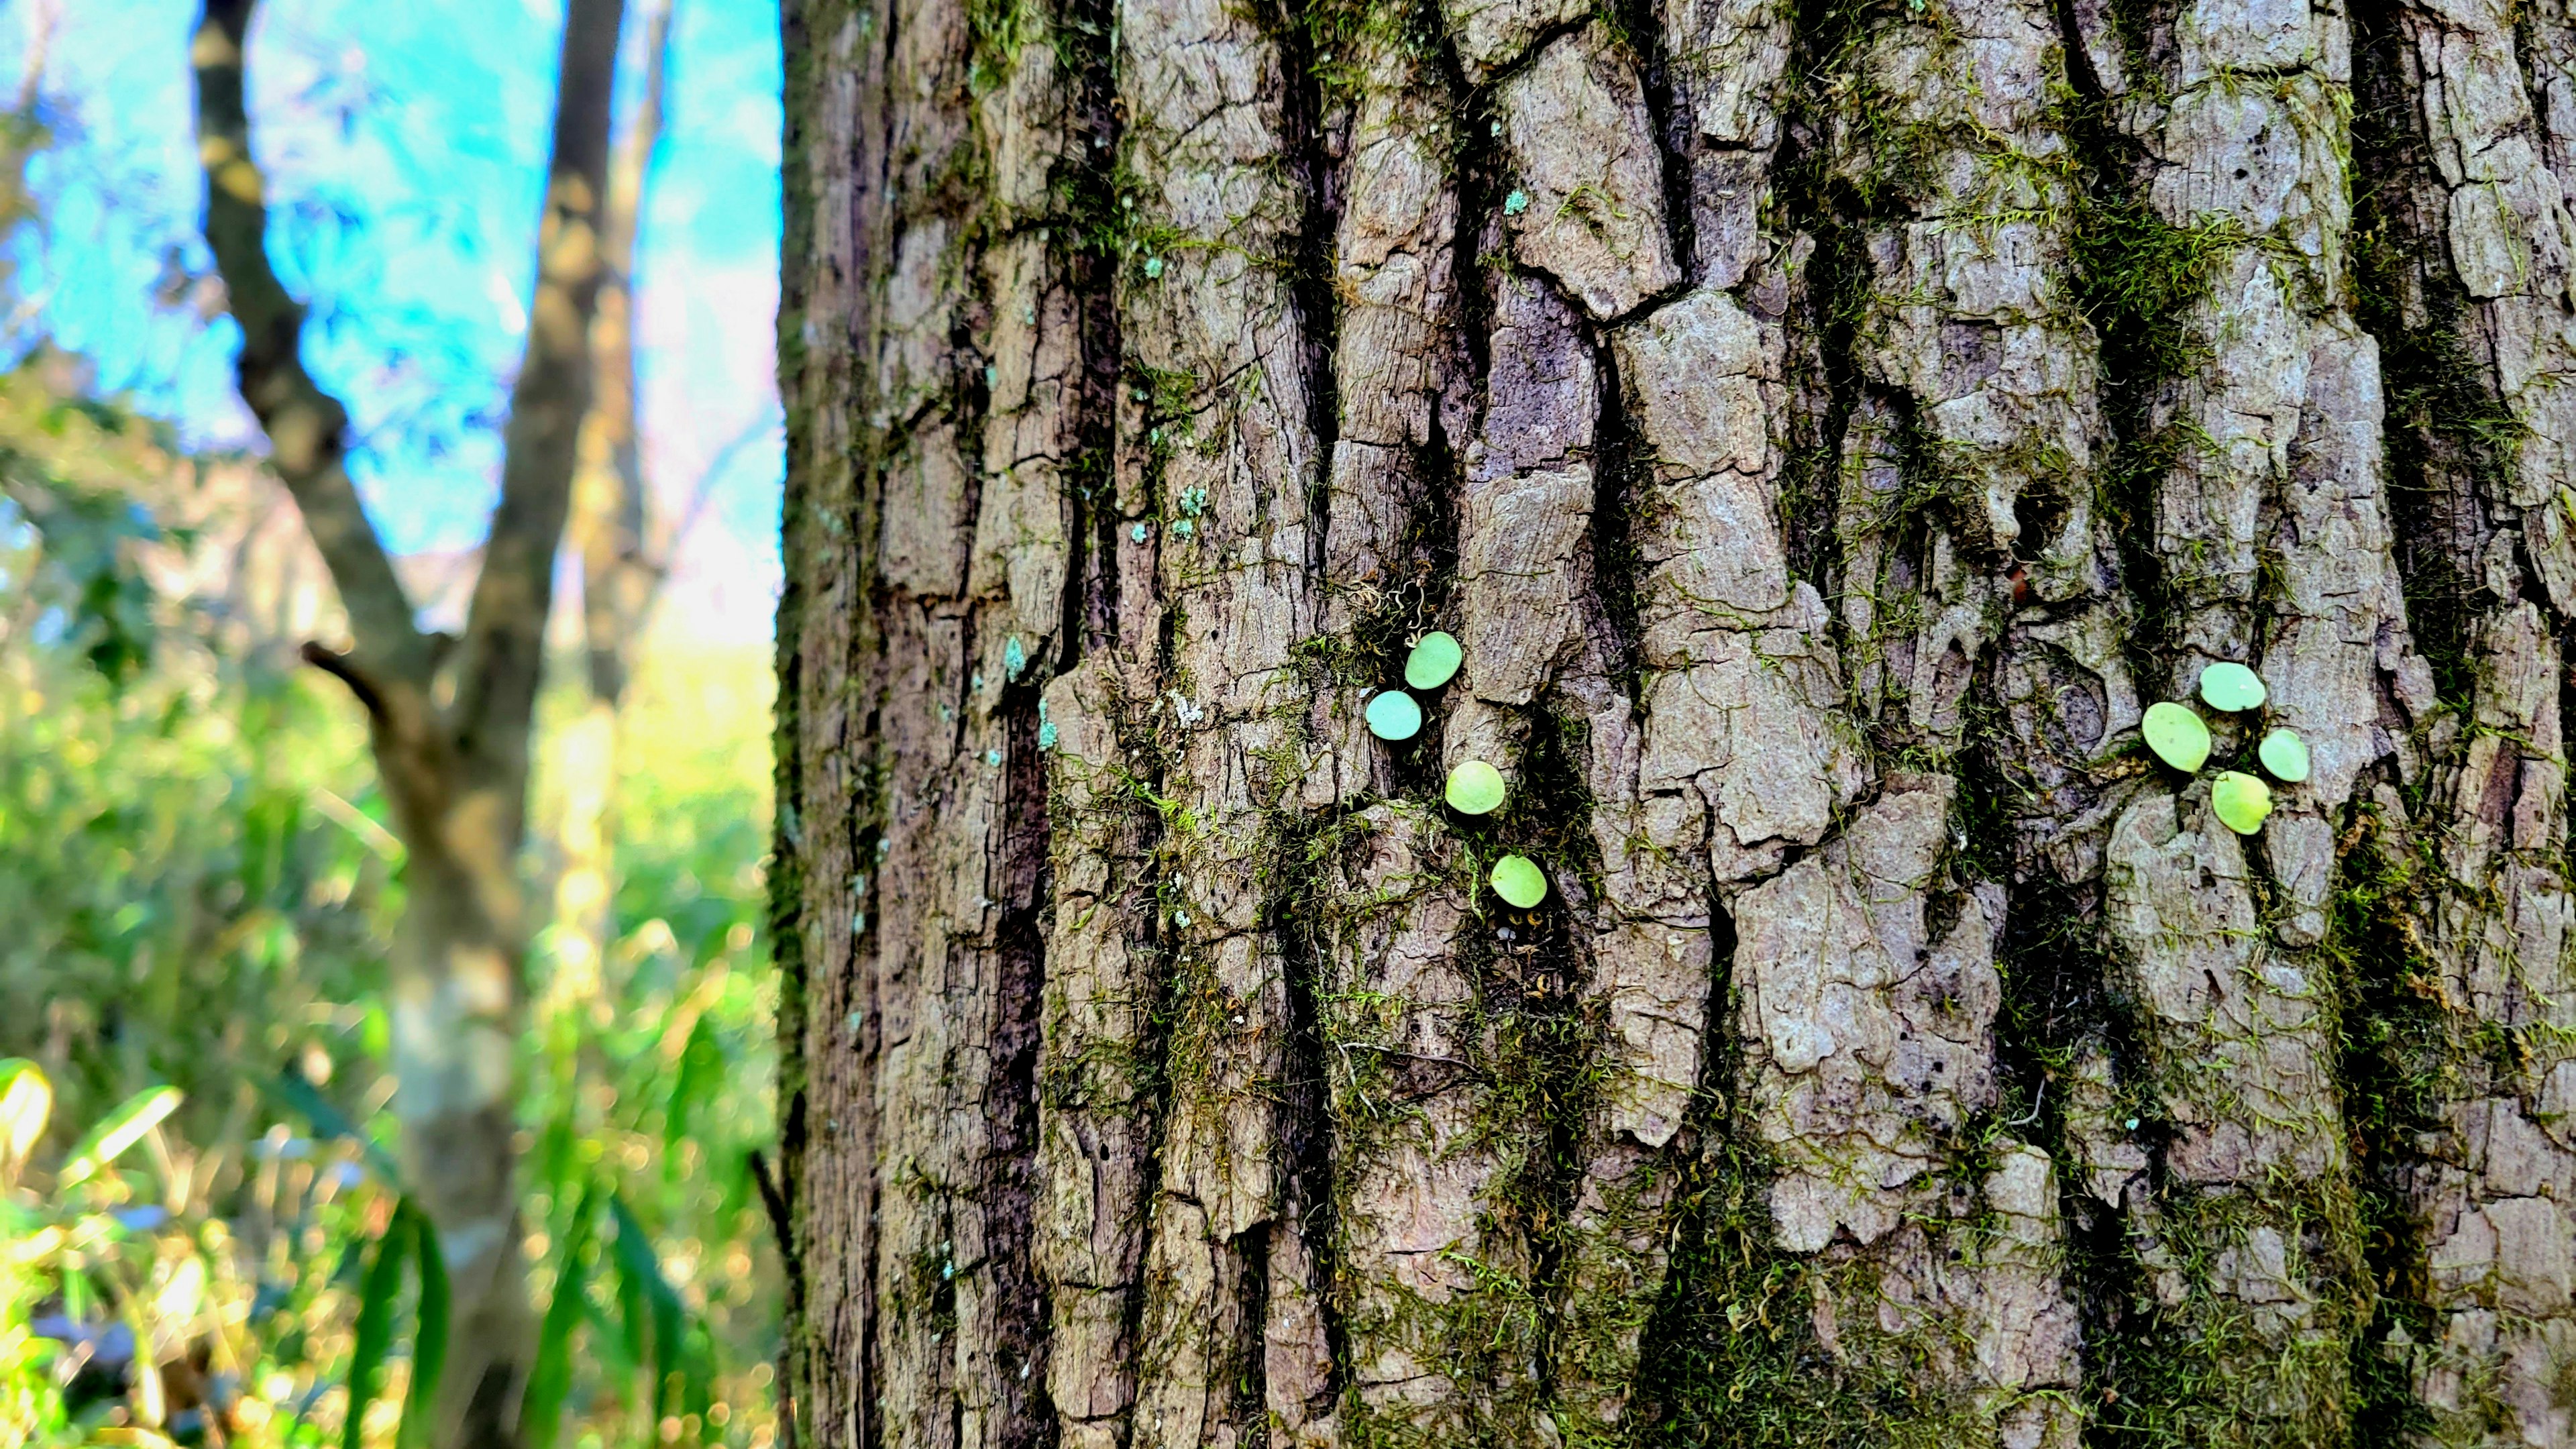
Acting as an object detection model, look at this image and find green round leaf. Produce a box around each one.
[2142,701,2212,773]
[1490,855,1549,909]
[1364,690,1423,742]
[2198,661,2267,712]
[1446,759,1507,815]
[2258,727,2310,784]
[1406,631,1464,690]
[2211,770,2273,835]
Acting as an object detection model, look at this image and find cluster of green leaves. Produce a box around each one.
[521,645,781,1448]
[0,359,182,682]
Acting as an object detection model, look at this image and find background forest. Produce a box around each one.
[0,1,787,1445]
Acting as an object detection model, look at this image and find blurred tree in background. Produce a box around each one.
[0,3,784,1447]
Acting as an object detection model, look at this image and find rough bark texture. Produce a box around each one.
[774,0,2576,1436]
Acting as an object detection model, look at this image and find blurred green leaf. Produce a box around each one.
[396,1203,450,1449]
[521,1181,600,1449]
[0,1057,50,1179]
[268,1069,403,1185]
[343,1212,409,1449]
[609,1193,688,1422]
[58,1083,179,1187]
[665,1016,722,1169]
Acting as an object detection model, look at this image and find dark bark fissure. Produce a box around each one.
[1280,0,1344,580]
[1066,34,1126,668]
[1056,0,1124,668]
[994,680,1060,1444]
[1275,0,1360,1413]
[2029,32,2198,1375]
[2339,0,2550,1438]
[1465,704,1609,1398]
[851,708,892,1449]
[1631,894,1839,1446]
[1621,0,1697,280]
[2346,0,2506,707]
[2329,804,2449,1446]
[1590,344,1648,697]
[1446,57,1500,409]
[2047,0,2181,699]
[1766,29,1867,614]
[1269,814,1349,1407]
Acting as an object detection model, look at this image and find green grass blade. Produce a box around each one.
[395,1202,450,1449]
[267,1070,404,1185]
[58,1083,180,1188]
[608,1193,688,1422]
[663,1017,722,1171]
[0,1057,52,1184]
[342,1212,409,1449]
[520,1181,600,1449]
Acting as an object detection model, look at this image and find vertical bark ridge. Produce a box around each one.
[778,0,900,1443]
[2406,604,2576,1445]
[1296,12,1499,1444]
[1456,18,1709,1436]
[784,0,1087,1432]
[1026,1,1184,1443]
[1704,0,2102,1435]
[1320,797,1499,1442]
[2057,0,2426,1431]
[1037,658,1166,1449]
[860,0,1021,1423]
[2344,0,2576,1434]
[1025,19,1156,1446]
[1106,0,1333,1434]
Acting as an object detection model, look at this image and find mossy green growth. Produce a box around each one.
[1365,689,1423,742]
[1489,854,1547,908]
[2143,700,2212,772]
[1446,760,1506,815]
[2211,771,2272,835]
[2198,661,2266,712]
[2259,727,2310,784]
[1406,631,1464,690]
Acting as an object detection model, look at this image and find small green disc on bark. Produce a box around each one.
[1446,759,1506,815]
[1364,690,1423,742]
[2258,727,2310,784]
[2143,701,2212,773]
[2198,661,2267,712]
[2211,771,2273,835]
[1489,855,1548,908]
[1405,632,1464,690]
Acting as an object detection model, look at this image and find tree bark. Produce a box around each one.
[193,3,627,1445]
[773,0,2576,1438]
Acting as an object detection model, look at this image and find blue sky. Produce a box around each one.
[2,0,784,638]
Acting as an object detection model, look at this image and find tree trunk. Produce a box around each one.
[551,0,675,1020]
[772,0,2576,1438]
[193,3,627,1445]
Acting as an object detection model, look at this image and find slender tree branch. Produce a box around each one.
[297,639,387,720]
[748,1148,795,1267]
[455,0,628,761]
[576,0,674,705]
[191,0,429,703]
